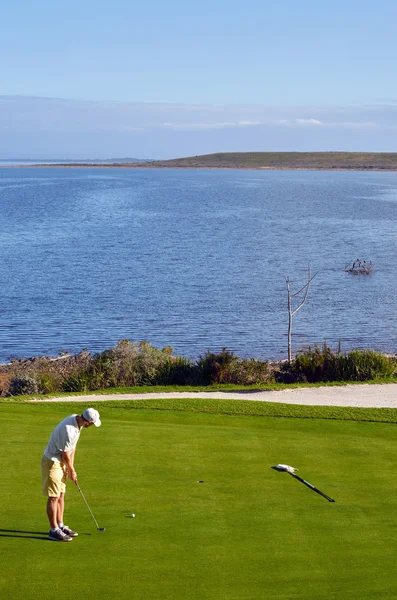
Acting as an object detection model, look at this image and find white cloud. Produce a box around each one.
[1,95,396,158]
[295,118,323,125]
[161,120,263,130]
[237,120,262,126]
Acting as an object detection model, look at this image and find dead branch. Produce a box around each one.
[286,266,318,362]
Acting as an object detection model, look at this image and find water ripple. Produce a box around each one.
[1,167,397,361]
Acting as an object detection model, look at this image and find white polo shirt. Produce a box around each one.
[43,414,81,462]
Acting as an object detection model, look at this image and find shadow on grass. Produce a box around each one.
[0,528,92,540]
[0,529,48,540]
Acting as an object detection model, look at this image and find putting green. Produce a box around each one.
[1,403,397,600]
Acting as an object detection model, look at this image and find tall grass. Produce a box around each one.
[197,349,272,385]
[281,342,396,383]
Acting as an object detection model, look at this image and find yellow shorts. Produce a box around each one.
[41,456,67,497]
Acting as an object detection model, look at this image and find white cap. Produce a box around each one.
[82,408,101,427]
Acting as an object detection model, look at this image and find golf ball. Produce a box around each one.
[131,513,135,517]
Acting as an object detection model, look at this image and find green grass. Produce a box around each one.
[2,400,397,600]
[0,382,271,401]
[7,397,397,423]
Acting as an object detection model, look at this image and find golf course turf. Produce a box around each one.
[2,400,397,600]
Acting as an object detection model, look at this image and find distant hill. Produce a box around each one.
[14,152,397,170]
[139,152,397,170]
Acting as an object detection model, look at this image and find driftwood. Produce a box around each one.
[345,259,373,275]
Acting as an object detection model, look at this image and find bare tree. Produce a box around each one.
[286,266,317,362]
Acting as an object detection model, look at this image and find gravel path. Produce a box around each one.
[29,384,397,408]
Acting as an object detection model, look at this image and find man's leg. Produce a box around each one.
[46,496,60,529]
[42,457,72,541]
[46,496,72,541]
[57,492,65,526]
[57,490,78,537]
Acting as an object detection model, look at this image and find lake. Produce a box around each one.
[1,167,397,363]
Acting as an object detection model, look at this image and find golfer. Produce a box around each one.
[41,408,101,542]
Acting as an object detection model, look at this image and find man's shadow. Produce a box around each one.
[0,528,91,540]
[0,529,48,540]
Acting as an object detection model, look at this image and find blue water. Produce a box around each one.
[1,167,397,362]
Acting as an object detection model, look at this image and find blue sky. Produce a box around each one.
[1,1,397,158]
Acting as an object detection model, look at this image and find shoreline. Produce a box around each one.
[4,164,397,172]
[4,152,397,172]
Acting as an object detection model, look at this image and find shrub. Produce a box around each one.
[197,349,272,385]
[61,371,93,393]
[7,374,43,396]
[2,339,393,395]
[339,350,396,381]
[283,343,396,383]
[219,357,273,385]
[38,372,63,394]
[197,349,237,384]
[63,340,177,390]
[0,373,11,397]
[0,351,94,395]
[154,357,200,385]
[135,341,174,385]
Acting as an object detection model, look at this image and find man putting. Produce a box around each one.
[41,408,101,542]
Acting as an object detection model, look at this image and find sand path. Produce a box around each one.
[29,383,397,408]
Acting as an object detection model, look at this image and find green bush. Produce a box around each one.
[154,357,200,385]
[61,371,95,393]
[340,350,396,381]
[197,349,272,385]
[2,340,395,395]
[63,340,177,390]
[219,357,273,385]
[39,372,63,394]
[284,343,396,383]
[7,374,43,396]
[198,349,237,384]
[2,351,94,395]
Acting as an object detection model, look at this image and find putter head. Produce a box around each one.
[97,527,106,531]
[273,464,298,474]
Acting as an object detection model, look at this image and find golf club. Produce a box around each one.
[273,464,335,502]
[77,484,106,530]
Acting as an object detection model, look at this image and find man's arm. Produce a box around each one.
[61,448,78,485]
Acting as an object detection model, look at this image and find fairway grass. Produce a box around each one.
[2,402,397,600]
